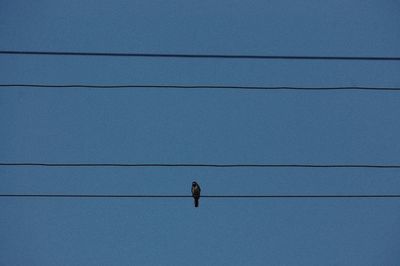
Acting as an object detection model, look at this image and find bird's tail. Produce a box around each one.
[194,198,199,208]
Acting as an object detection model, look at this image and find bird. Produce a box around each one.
[191,181,201,207]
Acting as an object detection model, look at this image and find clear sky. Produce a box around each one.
[1,1,400,265]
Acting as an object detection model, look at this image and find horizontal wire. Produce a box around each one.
[1,50,400,61]
[1,84,400,91]
[0,194,399,199]
[1,163,400,169]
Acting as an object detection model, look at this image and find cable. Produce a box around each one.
[1,162,400,169]
[0,194,399,199]
[1,84,400,91]
[1,50,400,61]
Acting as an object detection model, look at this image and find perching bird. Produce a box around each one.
[191,181,201,207]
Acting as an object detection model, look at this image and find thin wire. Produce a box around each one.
[0,194,399,199]
[1,50,400,61]
[1,84,399,91]
[1,162,400,169]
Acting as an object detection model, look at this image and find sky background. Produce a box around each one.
[1,0,400,265]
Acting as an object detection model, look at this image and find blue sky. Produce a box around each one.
[1,1,400,265]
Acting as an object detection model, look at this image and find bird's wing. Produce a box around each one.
[192,186,201,196]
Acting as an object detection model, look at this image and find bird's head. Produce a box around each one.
[192,181,197,186]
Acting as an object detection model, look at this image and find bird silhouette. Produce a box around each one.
[191,181,201,207]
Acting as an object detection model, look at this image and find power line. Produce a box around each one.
[1,50,400,61]
[1,162,400,169]
[0,194,399,199]
[1,84,400,91]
